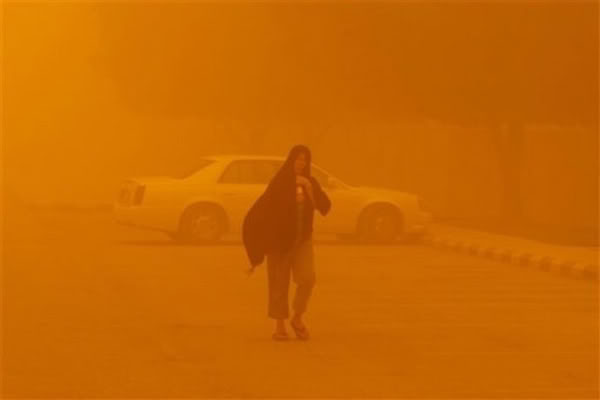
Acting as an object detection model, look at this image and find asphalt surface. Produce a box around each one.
[2,211,598,398]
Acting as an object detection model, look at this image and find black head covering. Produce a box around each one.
[285,144,312,177]
[242,144,315,267]
[263,144,312,203]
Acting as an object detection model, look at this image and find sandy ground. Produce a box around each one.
[2,209,598,398]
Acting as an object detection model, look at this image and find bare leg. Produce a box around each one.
[290,312,309,340]
[291,312,305,329]
[275,318,287,334]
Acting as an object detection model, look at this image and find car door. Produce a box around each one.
[311,166,364,234]
[215,159,279,233]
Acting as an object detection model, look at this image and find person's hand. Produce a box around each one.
[245,264,257,277]
[296,175,312,189]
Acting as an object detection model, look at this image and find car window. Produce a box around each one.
[219,162,238,183]
[220,161,253,184]
[219,160,281,184]
[254,160,281,184]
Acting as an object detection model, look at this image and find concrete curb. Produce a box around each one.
[421,233,598,282]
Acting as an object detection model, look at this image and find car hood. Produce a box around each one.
[128,176,177,185]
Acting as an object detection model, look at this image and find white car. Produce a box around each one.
[113,154,431,243]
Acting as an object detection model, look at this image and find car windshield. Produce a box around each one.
[171,159,215,179]
[312,166,354,189]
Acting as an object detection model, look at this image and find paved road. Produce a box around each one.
[2,211,598,398]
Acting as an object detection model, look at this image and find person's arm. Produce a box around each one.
[303,184,316,206]
[308,176,331,216]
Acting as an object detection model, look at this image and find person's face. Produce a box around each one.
[294,152,307,175]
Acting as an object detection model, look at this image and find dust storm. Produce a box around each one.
[2,2,598,398]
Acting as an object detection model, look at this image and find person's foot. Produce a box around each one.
[273,319,289,341]
[290,317,310,340]
[272,329,289,341]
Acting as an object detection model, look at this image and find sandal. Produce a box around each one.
[290,320,310,340]
[272,331,290,341]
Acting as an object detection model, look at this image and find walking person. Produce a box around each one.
[242,145,331,341]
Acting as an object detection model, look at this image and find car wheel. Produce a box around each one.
[166,232,180,242]
[403,231,426,244]
[357,206,401,244]
[178,205,224,244]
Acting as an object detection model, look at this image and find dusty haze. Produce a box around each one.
[4,2,598,228]
[2,1,599,398]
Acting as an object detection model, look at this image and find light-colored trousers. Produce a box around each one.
[266,235,316,319]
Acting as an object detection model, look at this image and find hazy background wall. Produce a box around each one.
[3,2,598,238]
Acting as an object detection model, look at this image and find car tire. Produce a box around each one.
[403,231,426,244]
[177,204,225,244]
[357,205,401,244]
